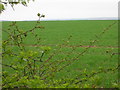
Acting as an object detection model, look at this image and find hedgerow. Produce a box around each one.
[1,14,119,88]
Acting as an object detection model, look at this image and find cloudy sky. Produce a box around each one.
[0,0,119,21]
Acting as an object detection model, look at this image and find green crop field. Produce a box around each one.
[3,20,118,46]
[2,20,119,88]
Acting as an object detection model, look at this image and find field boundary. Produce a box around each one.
[8,44,120,48]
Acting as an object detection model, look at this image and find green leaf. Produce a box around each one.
[0,3,5,12]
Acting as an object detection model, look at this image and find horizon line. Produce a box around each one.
[0,17,119,21]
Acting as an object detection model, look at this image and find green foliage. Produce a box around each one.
[41,46,51,53]
[0,3,5,12]
[1,17,119,88]
[0,0,35,13]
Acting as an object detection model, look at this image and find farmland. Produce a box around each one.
[2,20,119,88]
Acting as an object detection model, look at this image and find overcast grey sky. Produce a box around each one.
[0,0,119,21]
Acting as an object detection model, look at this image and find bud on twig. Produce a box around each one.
[37,13,40,17]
